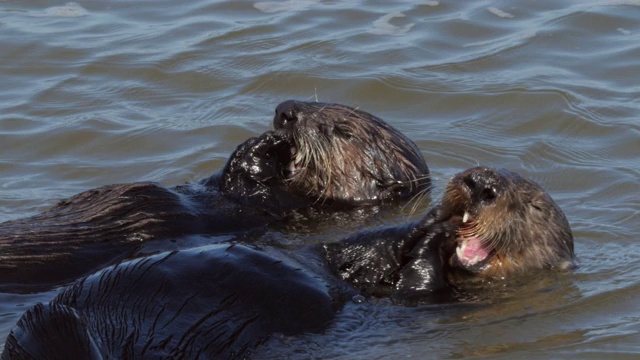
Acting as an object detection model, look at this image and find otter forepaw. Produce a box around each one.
[223,131,292,190]
[247,131,290,164]
[419,205,454,227]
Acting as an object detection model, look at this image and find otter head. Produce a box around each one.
[440,167,575,281]
[273,100,430,204]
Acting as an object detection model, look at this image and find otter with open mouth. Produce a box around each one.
[0,100,430,291]
[2,167,575,359]
[323,166,575,299]
[439,166,575,283]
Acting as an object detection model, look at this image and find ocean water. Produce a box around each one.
[0,0,639,358]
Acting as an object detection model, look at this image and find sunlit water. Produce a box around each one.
[1,0,639,357]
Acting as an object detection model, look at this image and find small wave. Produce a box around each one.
[487,7,515,19]
[254,0,321,14]
[368,12,415,36]
[31,2,88,18]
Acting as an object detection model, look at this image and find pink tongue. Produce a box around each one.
[460,237,491,266]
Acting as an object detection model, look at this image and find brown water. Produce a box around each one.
[1,0,639,358]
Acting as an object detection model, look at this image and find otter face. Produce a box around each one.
[440,167,575,280]
[273,100,430,204]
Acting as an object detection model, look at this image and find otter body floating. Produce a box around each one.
[2,167,574,359]
[0,100,431,292]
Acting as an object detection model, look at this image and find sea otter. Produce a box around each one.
[0,100,430,291]
[2,167,574,359]
[439,166,575,282]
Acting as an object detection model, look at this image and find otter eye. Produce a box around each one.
[531,200,546,213]
[334,125,353,140]
[481,187,496,202]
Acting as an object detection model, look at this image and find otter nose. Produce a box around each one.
[461,167,499,203]
[274,100,300,129]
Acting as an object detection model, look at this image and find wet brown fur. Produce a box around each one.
[274,101,430,203]
[441,167,575,281]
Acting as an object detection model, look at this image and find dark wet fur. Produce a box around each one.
[1,168,575,359]
[2,245,338,359]
[0,100,430,292]
[2,212,454,359]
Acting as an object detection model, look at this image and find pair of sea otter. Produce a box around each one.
[0,100,575,358]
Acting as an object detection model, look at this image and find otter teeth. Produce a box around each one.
[462,212,470,224]
[456,240,467,260]
[286,147,305,175]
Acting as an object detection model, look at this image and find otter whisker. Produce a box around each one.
[398,175,431,201]
[317,103,329,114]
[402,187,430,215]
[344,106,360,119]
[400,174,431,191]
[297,131,332,202]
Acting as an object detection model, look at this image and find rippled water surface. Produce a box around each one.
[1,0,639,358]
